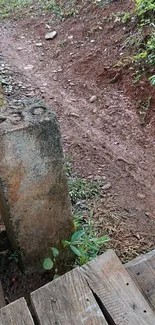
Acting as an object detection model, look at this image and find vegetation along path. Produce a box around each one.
[0,0,155,303]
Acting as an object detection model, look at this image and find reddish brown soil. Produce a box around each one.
[0,0,155,306]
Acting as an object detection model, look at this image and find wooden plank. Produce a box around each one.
[31,267,108,325]
[81,249,155,325]
[0,297,35,324]
[126,249,155,312]
[0,281,5,308]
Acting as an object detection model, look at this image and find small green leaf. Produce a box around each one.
[50,247,59,258]
[71,230,85,242]
[62,240,70,247]
[43,258,54,270]
[70,245,82,256]
[53,274,60,280]
[89,236,110,244]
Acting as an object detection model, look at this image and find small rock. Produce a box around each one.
[69,113,79,118]
[93,108,97,113]
[68,35,73,40]
[45,31,57,40]
[102,183,111,190]
[90,95,97,103]
[137,193,145,199]
[53,75,58,81]
[45,24,51,29]
[17,47,23,51]
[24,65,34,70]
[90,39,95,43]
[26,91,35,97]
[36,43,43,47]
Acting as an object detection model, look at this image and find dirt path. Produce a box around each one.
[0,0,155,261]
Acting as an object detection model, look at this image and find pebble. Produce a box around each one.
[90,95,97,103]
[102,183,111,190]
[36,43,43,47]
[53,75,58,81]
[69,112,79,118]
[137,193,145,199]
[24,65,34,70]
[93,108,97,113]
[45,31,57,40]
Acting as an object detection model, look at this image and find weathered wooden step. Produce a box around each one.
[0,297,35,324]
[126,249,155,312]
[31,249,155,325]
[31,267,108,325]
[81,249,155,324]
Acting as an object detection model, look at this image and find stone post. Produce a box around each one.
[0,99,73,272]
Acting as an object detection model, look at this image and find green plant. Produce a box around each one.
[38,0,79,19]
[43,209,110,275]
[43,247,60,279]
[8,251,19,264]
[68,177,104,204]
[136,0,155,22]
[122,12,131,24]
[149,75,155,85]
[121,0,155,85]
[62,227,110,266]
[0,0,32,18]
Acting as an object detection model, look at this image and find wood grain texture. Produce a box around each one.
[31,267,108,325]
[0,281,5,308]
[126,249,155,312]
[81,249,155,325]
[0,297,34,324]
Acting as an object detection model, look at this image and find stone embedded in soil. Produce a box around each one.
[0,98,73,273]
[36,43,43,47]
[45,31,57,40]
[24,65,34,70]
[89,95,97,103]
[102,182,111,190]
[137,193,146,199]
